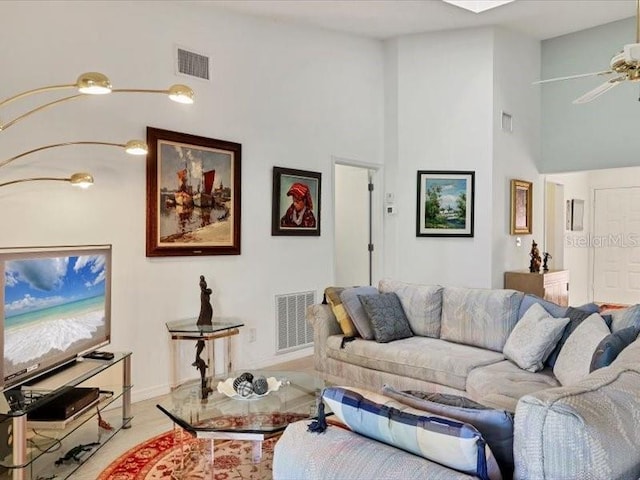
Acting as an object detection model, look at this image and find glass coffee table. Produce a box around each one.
[156,370,326,478]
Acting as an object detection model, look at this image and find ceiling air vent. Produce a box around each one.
[175,47,210,81]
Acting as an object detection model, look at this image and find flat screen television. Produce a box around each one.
[0,245,111,389]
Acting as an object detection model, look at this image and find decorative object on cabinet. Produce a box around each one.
[0,72,193,189]
[543,252,552,272]
[504,270,570,307]
[570,199,585,231]
[146,127,242,256]
[510,179,532,235]
[416,170,474,237]
[272,167,322,236]
[529,240,542,273]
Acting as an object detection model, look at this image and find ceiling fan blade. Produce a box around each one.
[533,70,613,85]
[572,77,625,104]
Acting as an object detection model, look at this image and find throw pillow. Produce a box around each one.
[601,304,640,333]
[553,313,610,386]
[358,293,413,343]
[545,307,593,368]
[503,303,569,372]
[324,287,358,337]
[339,286,378,340]
[322,386,502,480]
[517,294,567,320]
[590,326,640,372]
[381,385,514,479]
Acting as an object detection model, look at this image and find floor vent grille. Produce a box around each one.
[175,47,210,80]
[275,291,315,354]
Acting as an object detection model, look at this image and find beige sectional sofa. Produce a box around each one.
[273,280,640,479]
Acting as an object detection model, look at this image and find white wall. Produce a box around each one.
[541,17,640,173]
[384,28,495,288]
[492,28,542,288]
[0,1,384,400]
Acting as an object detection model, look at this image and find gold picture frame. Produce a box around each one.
[510,179,532,235]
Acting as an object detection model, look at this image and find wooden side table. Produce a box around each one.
[504,270,570,306]
[166,318,244,390]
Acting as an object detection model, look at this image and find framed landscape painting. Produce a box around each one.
[272,167,321,236]
[146,127,241,257]
[416,170,475,237]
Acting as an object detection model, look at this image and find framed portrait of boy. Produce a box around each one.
[272,167,321,236]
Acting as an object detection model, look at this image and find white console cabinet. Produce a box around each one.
[0,352,132,480]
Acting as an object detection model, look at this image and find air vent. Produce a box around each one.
[275,291,315,354]
[175,47,210,80]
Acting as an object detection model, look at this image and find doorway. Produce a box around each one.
[333,161,381,286]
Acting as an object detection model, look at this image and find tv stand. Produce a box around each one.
[0,352,132,480]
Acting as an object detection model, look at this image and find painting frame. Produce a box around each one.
[416,170,475,238]
[271,167,321,237]
[570,198,584,231]
[510,179,533,235]
[146,127,241,257]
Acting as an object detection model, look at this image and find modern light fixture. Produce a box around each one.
[0,73,194,131]
[0,172,94,189]
[0,140,148,170]
[442,0,515,14]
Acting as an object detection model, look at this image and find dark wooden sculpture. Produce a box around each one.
[543,252,552,272]
[529,240,542,273]
[194,275,213,398]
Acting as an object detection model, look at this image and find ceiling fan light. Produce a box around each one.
[70,172,94,188]
[124,139,148,155]
[76,72,112,95]
[168,84,194,104]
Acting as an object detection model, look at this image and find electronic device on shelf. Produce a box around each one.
[83,351,115,361]
[26,386,101,429]
[0,245,112,390]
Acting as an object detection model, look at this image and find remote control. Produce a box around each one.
[84,351,115,360]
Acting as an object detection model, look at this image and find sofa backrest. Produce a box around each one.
[378,279,443,338]
[441,287,524,352]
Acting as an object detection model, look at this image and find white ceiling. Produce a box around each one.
[200,0,636,41]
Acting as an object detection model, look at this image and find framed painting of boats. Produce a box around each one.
[146,127,241,256]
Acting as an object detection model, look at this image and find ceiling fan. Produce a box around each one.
[534,0,640,104]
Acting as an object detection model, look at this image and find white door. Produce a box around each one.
[593,187,640,304]
[334,164,373,286]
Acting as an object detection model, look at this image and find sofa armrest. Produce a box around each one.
[306,304,341,373]
[514,363,640,480]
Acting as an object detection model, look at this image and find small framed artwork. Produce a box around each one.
[272,167,321,236]
[416,170,475,237]
[146,127,241,257]
[571,199,584,231]
[510,179,533,235]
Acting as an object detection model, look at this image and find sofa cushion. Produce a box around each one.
[545,306,593,368]
[322,386,501,480]
[517,294,567,320]
[324,286,358,337]
[378,279,443,338]
[466,360,560,413]
[590,326,640,372]
[358,293,413,343]
[340,286,378,340]
[553,313,610,386]
[441,287,523,352]
[326,335,504,391]
[503,303,569,372]
[602,303,640,333]
[382,385,514,479]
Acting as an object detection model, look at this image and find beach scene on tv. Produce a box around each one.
[3,253,107,382]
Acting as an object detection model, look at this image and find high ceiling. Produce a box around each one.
[199,0,636,40]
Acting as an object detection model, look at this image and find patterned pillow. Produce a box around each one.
[322,387,502,480]
[340,286,378,340]
[381,385,514,479]
[324,287,358,337]
[553,313,610,386]
[503,303,569,372]
[590,326,640,372]
[545,306,593,368]
[358,293,413,343]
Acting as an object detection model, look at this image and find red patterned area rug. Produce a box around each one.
[97,430,279,480]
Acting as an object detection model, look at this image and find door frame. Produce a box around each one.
[331,156,384,286]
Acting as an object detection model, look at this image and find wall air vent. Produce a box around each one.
[275,291,315,354]
[175,47,210,81]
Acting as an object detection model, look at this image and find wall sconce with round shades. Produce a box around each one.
[0,72,193,189]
